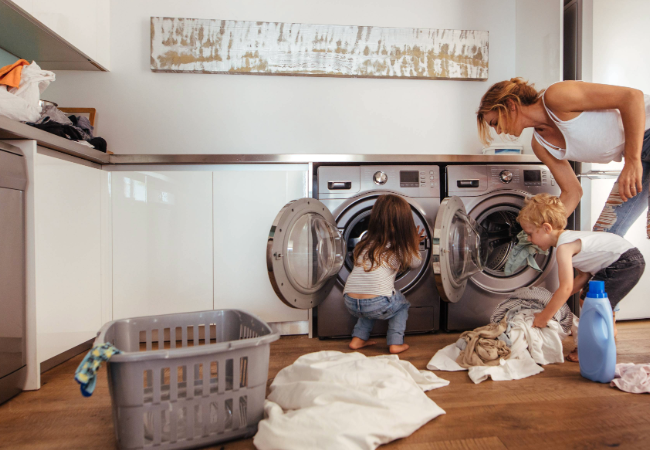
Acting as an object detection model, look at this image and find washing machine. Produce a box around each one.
[266,165,441,339]
[438,164,563,331]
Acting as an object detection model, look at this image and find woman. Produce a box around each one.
[476,78,650,239]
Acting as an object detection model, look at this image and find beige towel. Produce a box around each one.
[456,317,511,368]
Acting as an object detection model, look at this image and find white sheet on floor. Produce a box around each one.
[611,363,650,394]
[426,310,565,384]
[253,351,448,450]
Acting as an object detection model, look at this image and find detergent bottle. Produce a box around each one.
[578,280,616,383]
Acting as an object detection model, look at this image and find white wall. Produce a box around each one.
[43,0,524,155]
[584,0,650,320]
[514,0,563,153]
[592,0,650,94]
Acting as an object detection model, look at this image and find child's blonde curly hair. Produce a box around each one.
[517,193,567,230]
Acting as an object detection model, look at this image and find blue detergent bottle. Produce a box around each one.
[578,280,616,383]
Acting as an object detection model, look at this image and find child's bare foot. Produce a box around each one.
[566,348,579,362]
[349,337,377,350]
[389,343,409,354]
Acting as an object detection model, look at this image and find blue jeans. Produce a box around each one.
[593,128,650,238]
[343,291,410,346]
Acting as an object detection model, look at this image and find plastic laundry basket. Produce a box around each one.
[94,309,279,450]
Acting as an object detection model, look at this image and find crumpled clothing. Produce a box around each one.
[456,317,511,368]
[508,310,566,365]
[69,114,94,138]
[610,363,650,394]
[428,309,565,384]
[505,230,549,275]
[491,286,573,334]
[27,117,87,140]
[74,343,122,397]
[253,351,447,450]
[0,59,30,89]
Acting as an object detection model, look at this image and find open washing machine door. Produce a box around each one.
[432,196,487,303]
[267,198,345,309]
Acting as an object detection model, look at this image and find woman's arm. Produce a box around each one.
[545,81,646,201]
[531,138,583,216]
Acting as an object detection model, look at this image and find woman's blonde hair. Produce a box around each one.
[477,77,541,146]
[517,193,567,230]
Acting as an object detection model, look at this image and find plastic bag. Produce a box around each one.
[0,61,55,122]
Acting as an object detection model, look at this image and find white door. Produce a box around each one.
[267,198,345,309]
[431,196,486,303]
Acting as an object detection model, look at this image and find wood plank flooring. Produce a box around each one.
[1,320,649,450]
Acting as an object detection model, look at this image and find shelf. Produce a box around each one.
[0,0,107,71]
[0,115,109,163]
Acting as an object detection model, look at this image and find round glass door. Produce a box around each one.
[267,198,344,309]
[432,196,487,303]
[468,193,553,293]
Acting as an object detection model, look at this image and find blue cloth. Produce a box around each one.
[343,291,410,346]
[74,343,121,397]
[504,230,549,276]
[593,128,650,238]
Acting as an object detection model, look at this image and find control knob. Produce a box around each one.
[373,171,388,185]
[499,170,513,183]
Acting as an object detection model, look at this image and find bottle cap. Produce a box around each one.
[586,280,607,298]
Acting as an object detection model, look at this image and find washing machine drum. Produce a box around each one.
[470,193,552,292]
[336,196,430,293]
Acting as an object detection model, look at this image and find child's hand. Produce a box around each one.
[532,313,549,328]
[416,226,427,242]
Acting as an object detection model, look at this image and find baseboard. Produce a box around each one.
[40,338,93,374]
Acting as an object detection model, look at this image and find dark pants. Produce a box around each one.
[581,248,646,310]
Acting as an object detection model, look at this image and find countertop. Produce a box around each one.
[0,115,541,166]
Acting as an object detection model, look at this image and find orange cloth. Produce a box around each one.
[0,59,30,89]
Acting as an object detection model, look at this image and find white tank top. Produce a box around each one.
[533,84,650,164]
[556,230,634,275]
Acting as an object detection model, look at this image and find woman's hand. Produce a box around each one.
[618,159,644,202]
[416,225,427,242]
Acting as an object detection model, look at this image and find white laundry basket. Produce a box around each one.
[95,309,279,450]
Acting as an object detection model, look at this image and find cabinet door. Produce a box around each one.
[34,153,102,363]
[112,171,213,319]
[11,0,110,69]
[213,165,309,323]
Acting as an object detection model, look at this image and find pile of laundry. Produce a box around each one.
[428,286,574,383]
[253,351,448,450]
[0,59,107,152]
[28,103,107,152]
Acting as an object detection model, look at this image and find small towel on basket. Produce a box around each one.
[75,343,122,397]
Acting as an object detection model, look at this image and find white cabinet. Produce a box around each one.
[111,171,214,320]
[213,165,309,323]
[9,0,110,70]
[33,150,102,364]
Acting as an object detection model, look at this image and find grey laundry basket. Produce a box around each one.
[95,309,279,450]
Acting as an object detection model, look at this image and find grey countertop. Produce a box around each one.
[0,115,541,166]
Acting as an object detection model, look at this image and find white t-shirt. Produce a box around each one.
[556,230,634,275]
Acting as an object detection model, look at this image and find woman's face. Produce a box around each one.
[483,104,524,138]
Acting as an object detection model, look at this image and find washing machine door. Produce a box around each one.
[267,198,345,309]
[432,196,486,303]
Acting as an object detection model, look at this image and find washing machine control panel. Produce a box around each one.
[317,165,440,198]
[447,165,560,196]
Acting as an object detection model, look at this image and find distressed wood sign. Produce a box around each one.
[150,18,488,80]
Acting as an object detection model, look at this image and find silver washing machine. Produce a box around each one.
[266,165,441,339]
[438,164,562,331]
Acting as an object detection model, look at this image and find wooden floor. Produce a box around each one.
[2,320,650,450]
